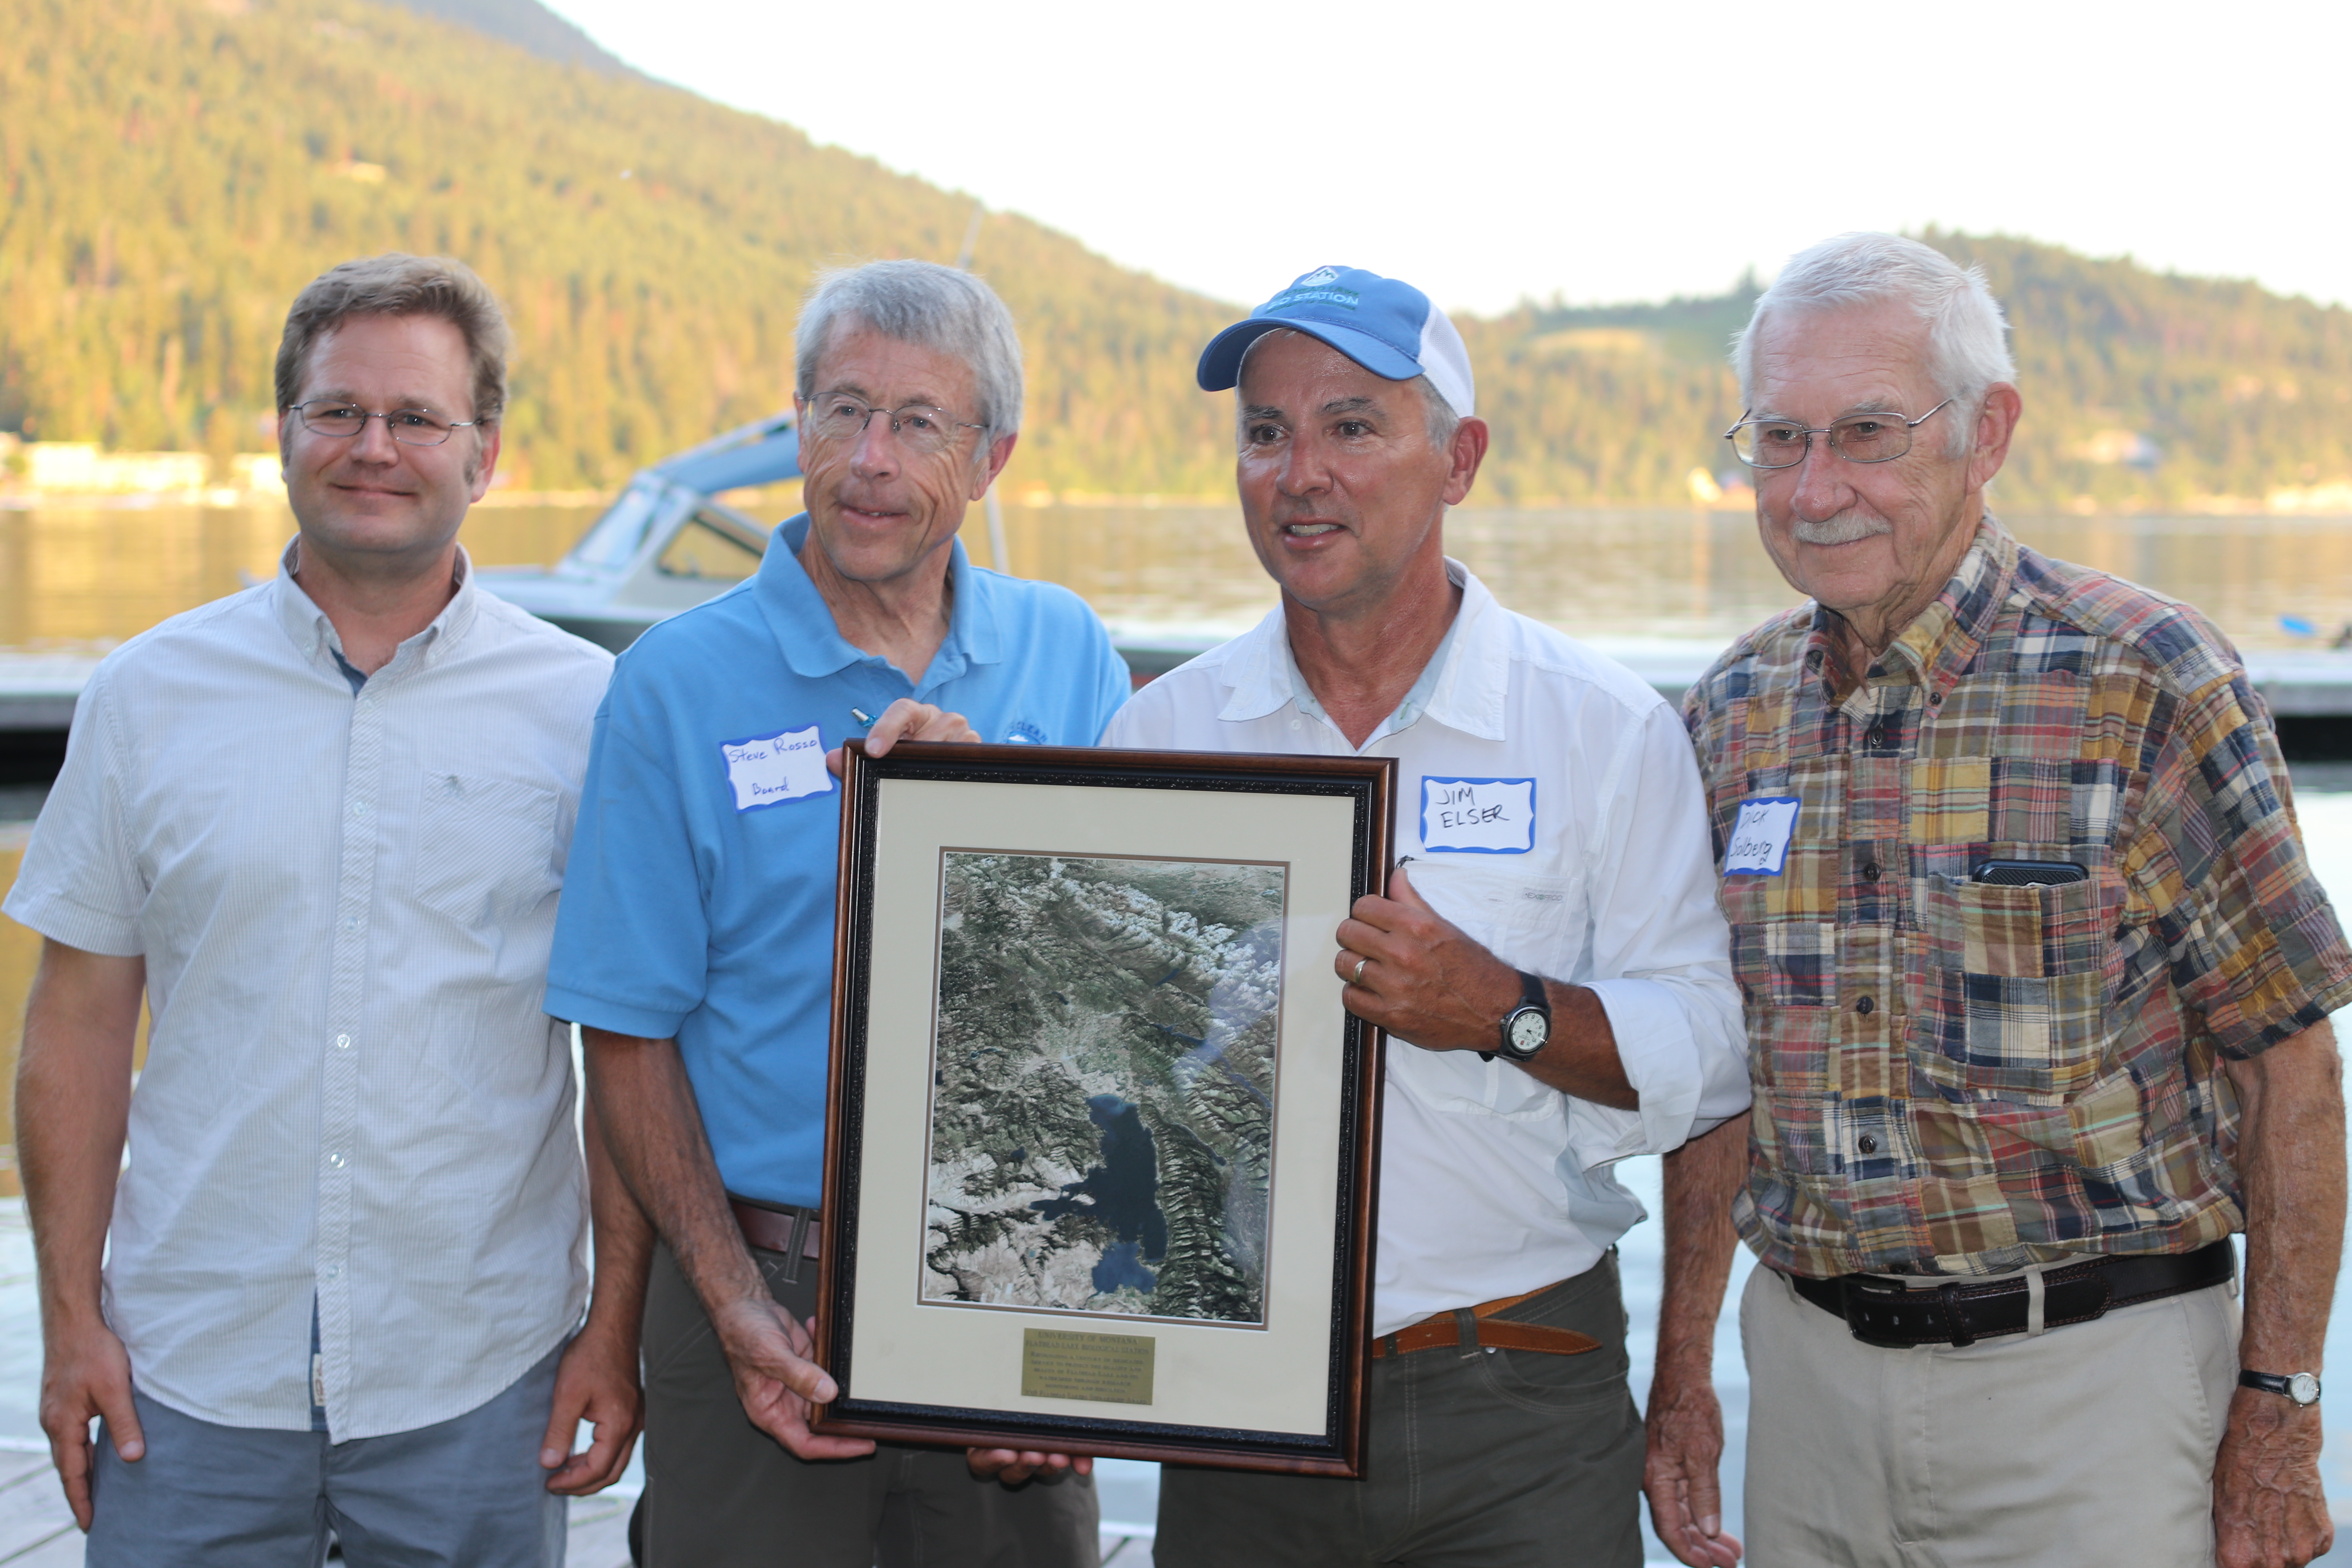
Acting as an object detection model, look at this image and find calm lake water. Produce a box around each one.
[9,499,2352,1559]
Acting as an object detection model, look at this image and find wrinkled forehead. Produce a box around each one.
[1234,328,1405,409]
[810,318,979,408]
[1749,299,1938,416]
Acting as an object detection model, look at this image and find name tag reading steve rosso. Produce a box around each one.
[1724,795,1800,876]
[1420,777,1536,854]
[721,724,833,812]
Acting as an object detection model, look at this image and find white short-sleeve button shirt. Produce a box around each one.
[4,548,612,1437]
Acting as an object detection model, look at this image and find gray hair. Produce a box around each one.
[1234,330,1460,452]
[1733,232,2014,456]
[795,260,1024,440]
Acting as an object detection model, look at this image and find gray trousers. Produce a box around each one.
[639,1241,1100,1568]
[1154,1252,1643,1568]
[87,1342,567,1567]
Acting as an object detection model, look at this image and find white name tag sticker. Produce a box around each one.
[1724,795,1801,876]
[1420,777,1537,854]
[720,724,833,812]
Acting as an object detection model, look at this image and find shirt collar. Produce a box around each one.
[1804,515,2018,703]
[269,537,481,684]
[1218,559,1510,742]
[754,514,993,688]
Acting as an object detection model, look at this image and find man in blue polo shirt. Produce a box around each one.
[548,260,1129,1568]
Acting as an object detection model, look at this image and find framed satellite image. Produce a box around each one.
[814,740,1395,1475]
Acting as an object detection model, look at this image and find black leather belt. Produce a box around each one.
[1787,1240,2235,1348]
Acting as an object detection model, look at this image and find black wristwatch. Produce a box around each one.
[2240,1370,2322,1406]
[1495,971,1552,1062]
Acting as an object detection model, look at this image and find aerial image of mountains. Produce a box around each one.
[924,851,1285,1327]
[5,0,2348,510]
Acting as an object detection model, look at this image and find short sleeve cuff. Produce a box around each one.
[542,983,688,1042]
[0,886,143,959]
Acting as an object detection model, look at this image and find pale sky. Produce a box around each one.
[541,0,2352,317]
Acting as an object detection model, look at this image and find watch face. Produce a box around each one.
[1508,1010,1548,1054]
[2290,1372,2322,1405]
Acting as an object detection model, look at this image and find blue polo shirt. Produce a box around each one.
[546,515,1131,1207]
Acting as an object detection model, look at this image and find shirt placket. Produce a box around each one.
[1837,681,1905,1154]
[316,662,385,1435]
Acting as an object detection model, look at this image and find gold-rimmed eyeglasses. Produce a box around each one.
[287,400,479,447]
[803,392,986,457]
[1724,399,1953,470]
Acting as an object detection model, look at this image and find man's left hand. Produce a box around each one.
[2214,1386,2332,1568]
[539,1322,644,1496]
[1334,865,1517,1051]
[826,698,979,775]
[966,1448,1094,1485]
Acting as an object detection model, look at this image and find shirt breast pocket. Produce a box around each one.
[412,771,562,929]
[1910,870,2111,1102]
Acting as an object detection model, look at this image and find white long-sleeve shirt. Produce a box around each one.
[4,549,610,1437]
[1103,561,1749,1335]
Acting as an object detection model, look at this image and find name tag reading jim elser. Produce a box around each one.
[1724,795,1800,876]
[1420,777,1537,854]
[721,724,833,812]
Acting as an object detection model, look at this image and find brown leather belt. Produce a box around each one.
[1372,1283,1602,1359]
[1788,1239,2235,1348]
[730,1198,821,1263]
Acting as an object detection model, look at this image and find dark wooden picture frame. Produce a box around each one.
[814,740,1396,1476]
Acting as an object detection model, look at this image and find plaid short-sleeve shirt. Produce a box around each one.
[1684,519,2352,1278]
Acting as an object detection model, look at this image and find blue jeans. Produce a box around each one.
[87,1342,568,1568]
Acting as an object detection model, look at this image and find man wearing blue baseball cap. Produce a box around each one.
[1105,267,1749,1565]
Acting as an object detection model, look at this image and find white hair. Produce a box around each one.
[1733,232,2014,455]
[795,259,1024,439]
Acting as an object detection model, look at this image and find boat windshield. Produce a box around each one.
[566,483,669,572]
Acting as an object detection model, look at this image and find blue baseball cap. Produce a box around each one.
[1196,266,1475,419]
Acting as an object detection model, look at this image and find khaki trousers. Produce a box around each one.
[1155,1254,1643,1568]
[1741,1263,2239,1568]
[638,1243,1099,1568]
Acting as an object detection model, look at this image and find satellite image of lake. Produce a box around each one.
[923,851,1285,1326]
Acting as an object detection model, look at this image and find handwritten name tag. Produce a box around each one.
[1420,777,1536,854]
[1724,795,1800,876]
[720,724,832,812]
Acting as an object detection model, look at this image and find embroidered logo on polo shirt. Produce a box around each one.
[720,724,832,812]
[1004,720,1046,745]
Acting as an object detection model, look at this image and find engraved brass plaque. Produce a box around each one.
[1020,1328,1156,1405]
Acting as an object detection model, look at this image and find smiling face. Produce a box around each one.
[280,312,497,575]
[1747,299,2017,644]
[1233,330,1481,621]
[794,324,1012,587]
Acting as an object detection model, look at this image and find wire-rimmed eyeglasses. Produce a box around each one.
[287,400,480,447]
[1724,399,1953,470]
[802,392,986,457]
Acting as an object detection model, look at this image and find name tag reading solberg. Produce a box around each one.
[1724,795,1800,876]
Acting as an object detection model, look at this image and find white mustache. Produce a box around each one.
[1791,512,1893,546]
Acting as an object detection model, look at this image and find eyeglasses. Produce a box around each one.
[288,401,479,447]
[1724,399,1953,470]
[803,392,985,457]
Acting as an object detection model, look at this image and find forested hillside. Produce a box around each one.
[5,0,2349,508]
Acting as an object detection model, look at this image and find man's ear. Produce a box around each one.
[971,430,1019,502]
[466,423,503,503]
[1967,384,2022,492]
[1442,417,1490,508]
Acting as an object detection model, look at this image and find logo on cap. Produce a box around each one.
[1298,267,1342,288]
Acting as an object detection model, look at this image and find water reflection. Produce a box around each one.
[8,501,2352,654]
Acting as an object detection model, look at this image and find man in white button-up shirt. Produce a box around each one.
[5,255,641,1563]
[1105,267,1749,1567]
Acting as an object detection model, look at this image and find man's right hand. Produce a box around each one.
[40,1316,144,1530]
[1644,1359,1742,1567]
[707,1295,876,1461]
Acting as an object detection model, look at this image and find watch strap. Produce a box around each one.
[2239,1370,2322,1404]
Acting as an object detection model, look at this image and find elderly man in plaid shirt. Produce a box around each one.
[1645,232,2352,1568]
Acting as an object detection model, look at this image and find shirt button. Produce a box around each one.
[1929,691,1944,706]
[1806,650,1824,670]
[324,1264,341,1280]
[1855,995,1876,1015]
[327,1152,348,1169]
[1858,1135,1880,1155]
[334,1034,352,1050]
[1862,862,1881,883]
[350,801,369,817]
[1865,726,1886,749]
